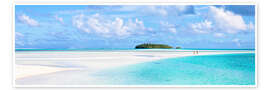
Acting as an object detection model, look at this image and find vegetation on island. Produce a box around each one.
[135,43,174,49]
[175,47,181,49]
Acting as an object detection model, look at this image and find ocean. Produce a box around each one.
[91,53,255,85]
[15,50,255,85]
[15,48,255,51]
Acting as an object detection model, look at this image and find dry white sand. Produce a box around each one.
[15,50,254,80]
[16,65,76,79]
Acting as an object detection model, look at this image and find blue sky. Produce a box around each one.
[15,5,255,49]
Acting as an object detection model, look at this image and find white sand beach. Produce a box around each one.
[15,50,254,81]
[16,65,76,79]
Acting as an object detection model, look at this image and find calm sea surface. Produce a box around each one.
[91,53,255,85]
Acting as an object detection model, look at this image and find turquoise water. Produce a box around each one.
[92,53,255,85]
[179,48,255,50]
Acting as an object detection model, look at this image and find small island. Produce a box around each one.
[135,43,174,49]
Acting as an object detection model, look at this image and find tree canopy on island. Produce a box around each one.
[135,43,178,49]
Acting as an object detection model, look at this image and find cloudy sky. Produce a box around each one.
[15,5,255,49]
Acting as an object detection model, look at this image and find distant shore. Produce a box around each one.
[15,48,255,52]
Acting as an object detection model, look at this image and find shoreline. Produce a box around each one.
[15,50,255,80]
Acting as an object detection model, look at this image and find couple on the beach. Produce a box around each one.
[193,51,199,54]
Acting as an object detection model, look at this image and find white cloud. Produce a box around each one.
[15,32,24,40]
[18,14,39,27]
[169,28,177,33]
[213,33,225,37]
[146,6,168,16]
[247,22,255,30]
[15,32,24,46]
[160,21,178,33]
[55,16,64,24]
[57,10,87,14]
[191,20,212,33]
[72,13,151,37]
[72,14,91,33]
[105,6,194,17]
[208,6,249,34]
[175,6,188,12]
[145,6,194,16]
[232,38,241,46]
[191,6,254,36]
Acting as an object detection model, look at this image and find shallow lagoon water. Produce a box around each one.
[92,53,255,85]
[16,53,255,85]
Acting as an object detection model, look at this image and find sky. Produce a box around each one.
[15,5,255,49]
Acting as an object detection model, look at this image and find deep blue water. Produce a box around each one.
[92,53,255,85]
